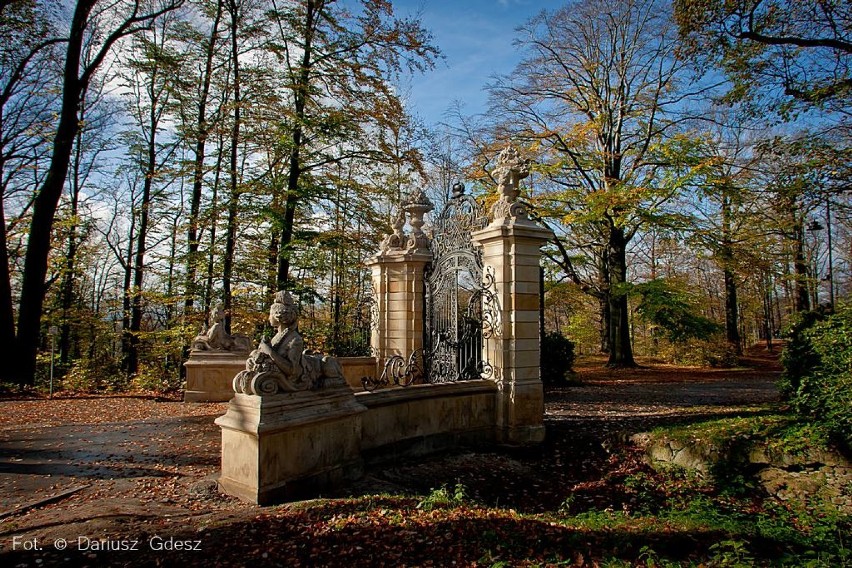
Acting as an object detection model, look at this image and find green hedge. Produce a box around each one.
[781,304,852,450]
[541,331,575,385]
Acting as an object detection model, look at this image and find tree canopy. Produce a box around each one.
[0,0,850,387]
[674,0,852,117]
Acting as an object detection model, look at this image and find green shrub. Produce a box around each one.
[63,361,103,392]
[779,307,831,397]
[781,304,852,450]
[63,358,128,392]
[130,363,182,393]
[651,336,739,367]
[634,278,722,343]
[541,331,575,385]
[416,482,467,511]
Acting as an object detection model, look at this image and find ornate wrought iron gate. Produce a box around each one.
[424,183,491,382]
[363,182,495,391]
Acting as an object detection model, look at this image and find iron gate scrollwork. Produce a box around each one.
[425,183,493,383]
[363,183,495,391]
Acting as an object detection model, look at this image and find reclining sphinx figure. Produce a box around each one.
[233,291,345,395]
[191,304,253,353]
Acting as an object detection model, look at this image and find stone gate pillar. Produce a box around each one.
[472,145,553,445]
[367,249,430,365]
[366,190,433,370]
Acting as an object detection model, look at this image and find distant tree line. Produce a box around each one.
[2,0,438,387]
[1,0,850,388]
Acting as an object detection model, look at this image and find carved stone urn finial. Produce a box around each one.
[402,188,434,251]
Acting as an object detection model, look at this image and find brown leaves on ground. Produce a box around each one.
[0,392,226,428]
[573,342,783,385]
[0,346,789,567]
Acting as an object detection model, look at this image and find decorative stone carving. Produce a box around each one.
[489,144,531,221]
[233,291,345,396]
[191,304,252,354]
[378,209,407,252]
[402,188,433,251]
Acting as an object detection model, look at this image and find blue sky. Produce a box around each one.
[392,0,565,126]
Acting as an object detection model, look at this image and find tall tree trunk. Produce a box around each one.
[762,272,774,351]
[14,0,95,384]
[185,0,223,312]
[59,102,88,366]
[127,26,171,376]
[791,217,810,313]
[121,215,136,371]
[203,134,225,320]
[598,295,611,354]
[222,0,241,332]
[267,232,279,295]
[606,226,635,367]
[59,194,79,365]
[597,248,611,354]
[166,214,179,324]
[127,141,156,376]
[723,266,741,352]
[0,178,15,371]
[277,0,317,289]
[720,192,741,354]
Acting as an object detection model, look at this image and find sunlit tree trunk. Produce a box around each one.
[222,0,241,332]
[607,226,635,367]
[185,0,223,312]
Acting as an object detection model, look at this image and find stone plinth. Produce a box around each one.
[184,351,248,402]
[472,214,553,445]
[214,384,367,504]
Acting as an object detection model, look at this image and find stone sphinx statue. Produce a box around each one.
[233,291,345,396]
[191,304,253,354]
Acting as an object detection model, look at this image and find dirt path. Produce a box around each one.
[548,347,781,421]
[0,347,783,564]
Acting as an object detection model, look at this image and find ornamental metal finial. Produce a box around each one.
[451,181,465,199]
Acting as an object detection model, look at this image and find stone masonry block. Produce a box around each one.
[512,293,540,311]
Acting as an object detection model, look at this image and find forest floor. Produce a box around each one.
[0,343,841,567]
